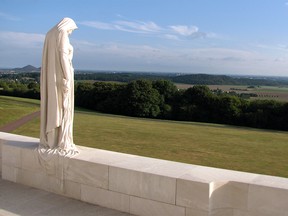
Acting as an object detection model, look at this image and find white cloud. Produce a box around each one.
[71,38,288,75]
[77,21,114,30]
[253,43,288,51]
[0,12,20,21]
[169,25,209,39]
[0,31,44,67]
[169,25,198,36]
[0,31,44,48]
[114,20,161,33]
[79,20,161,34]
[163,34,180,40]
[79,19,209,40]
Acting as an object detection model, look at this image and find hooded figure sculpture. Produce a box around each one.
[40,18,78,152]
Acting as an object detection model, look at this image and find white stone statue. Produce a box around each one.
[40,17,78,153]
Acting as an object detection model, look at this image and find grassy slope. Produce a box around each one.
[0,96,40,127]
[76,112,288,177]
[2,96,288,177]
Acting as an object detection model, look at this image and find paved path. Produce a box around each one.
[0,177,133,216]
[0,111,40,132]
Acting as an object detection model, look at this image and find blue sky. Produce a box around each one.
[1,0,288,76]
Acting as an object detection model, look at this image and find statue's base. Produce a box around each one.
[1,132,288,216]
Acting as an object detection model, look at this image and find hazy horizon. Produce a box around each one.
[2,64,288,78]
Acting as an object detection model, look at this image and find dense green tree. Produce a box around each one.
[0,80,9,90]
[152,80,177,117]
[27,82,38,89]
[184,85,213,104]
[90,82,126,114]
[75,82,94,108]
[213,95,242,124]
[152,80,177,99]
[182,85,215,122]
[125,80,162,117]
[241,99,286,130]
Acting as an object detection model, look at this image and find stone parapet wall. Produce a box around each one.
[1,132,288,216]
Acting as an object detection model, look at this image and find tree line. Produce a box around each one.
[74,72,288,86]
[1,78,288,131]
[75,80,288,131]
[0,79,40,99]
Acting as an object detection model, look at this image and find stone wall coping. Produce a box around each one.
[2,132,288,216]
[1,131,288,190]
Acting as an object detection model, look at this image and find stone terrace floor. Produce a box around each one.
[0,176,134,216]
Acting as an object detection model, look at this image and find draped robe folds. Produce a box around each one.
[40,18,78,152]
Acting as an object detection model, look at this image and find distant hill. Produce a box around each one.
[13,65,40,72]
[75,71,288,86]
[0,65,40,73]
[171,74,288,86]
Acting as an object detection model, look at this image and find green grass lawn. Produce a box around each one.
[74,112,288,177]
[3,96,288,178]
[0,96,40,127]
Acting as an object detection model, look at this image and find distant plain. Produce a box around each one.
[176,84,288,102]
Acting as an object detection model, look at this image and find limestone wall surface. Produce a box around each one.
[1,132,288,216]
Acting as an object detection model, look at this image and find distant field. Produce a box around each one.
[176,84,288,102]
[4,96,288,178]
[76,81,288,101]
